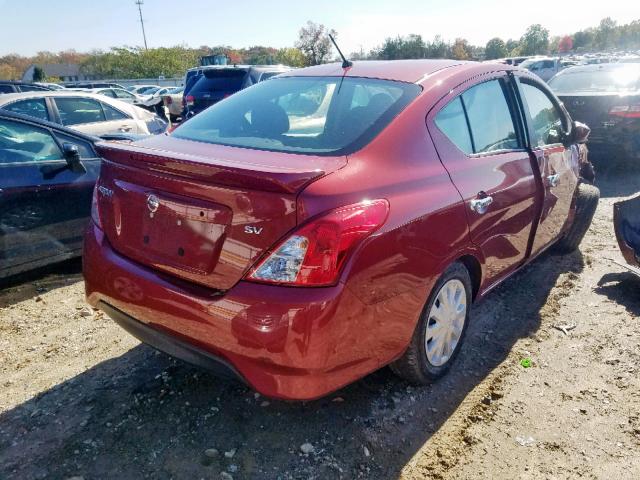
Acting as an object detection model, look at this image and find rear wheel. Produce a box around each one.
[390,262,472,384]
[555,182,600,253]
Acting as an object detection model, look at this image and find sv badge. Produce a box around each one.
[244,226,263,235]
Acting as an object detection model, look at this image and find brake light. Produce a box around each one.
[91,184,102,229]
[247,200,389,287]
[609,104,640,118]
[185,95,195,106]
[164,96,172,105]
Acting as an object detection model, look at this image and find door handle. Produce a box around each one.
[470,195,494,214]
[547,174,560,187]
[118,125,132,132]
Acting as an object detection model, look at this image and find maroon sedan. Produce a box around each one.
[84,60,598,400]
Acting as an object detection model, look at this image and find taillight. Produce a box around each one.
[609,104,640,118]
[185,95,195,106]
[246,200,389,287]
[91,184,102,229]
[164,95,172,105]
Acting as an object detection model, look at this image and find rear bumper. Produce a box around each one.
[83,224,385,400]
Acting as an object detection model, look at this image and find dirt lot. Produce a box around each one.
[1,173,639,480]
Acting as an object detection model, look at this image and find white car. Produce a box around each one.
[136,86,175,108]
[0,91,166,136]
[88,87,141,105]
[128,85,160,95]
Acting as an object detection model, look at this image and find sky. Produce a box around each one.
[0,0,637,57]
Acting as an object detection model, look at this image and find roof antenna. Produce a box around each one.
[329,33,352,69]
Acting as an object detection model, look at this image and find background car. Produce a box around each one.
[127,85,160,95]
[549,63,640,167]
[0,91,167,136]
[0,111,103,279]
[84,60,597,400]
[184,65,291,116]
[520,57,577,81]
[89,87,141,104]
[162,86,185,122]
[34,82,65,90]
[64,82,126,89]
[0,81,53,94]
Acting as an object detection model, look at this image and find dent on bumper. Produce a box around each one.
[83,225,387,400]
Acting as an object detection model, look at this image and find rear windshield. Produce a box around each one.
[549,66,640,94]
[191,69,248,94]
[173,76,421,155]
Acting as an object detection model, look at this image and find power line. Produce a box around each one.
[135,0,148,50]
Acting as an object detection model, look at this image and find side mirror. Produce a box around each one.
[572,122,590,144]
[63,143,86,174]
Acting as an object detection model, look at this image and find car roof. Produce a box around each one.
[0,108,98,141]
[276,59,490,83]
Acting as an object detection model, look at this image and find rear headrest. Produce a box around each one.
[251,101,289,137]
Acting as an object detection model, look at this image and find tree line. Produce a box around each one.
[0,17,638,81]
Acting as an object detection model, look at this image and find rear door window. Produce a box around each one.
[3,98,50,122]
[55,97,106,126]
[435,79,520,155]
[462,80,520,153]
[0,85,15,93]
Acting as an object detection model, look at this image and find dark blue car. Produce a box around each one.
[0,111,111,279]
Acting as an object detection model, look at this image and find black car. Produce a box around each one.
[184,65,290,116]
[548,63,640,167]
[0,111,103,279]
[0,81,53,94]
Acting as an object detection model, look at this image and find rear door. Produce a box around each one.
[0,117,98,275]
[428,75,539,287]
[516,77,579,256]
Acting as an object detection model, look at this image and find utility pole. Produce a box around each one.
[135,0,148,50]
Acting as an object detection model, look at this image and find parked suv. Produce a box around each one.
[184,65,291,116]
[84,60,598,400]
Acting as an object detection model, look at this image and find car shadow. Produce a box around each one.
[595,271,640,316]
[0,249,584,480]
[0,258,82,307]
[596,169,640,199]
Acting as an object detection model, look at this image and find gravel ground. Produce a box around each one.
[0,173,639,480]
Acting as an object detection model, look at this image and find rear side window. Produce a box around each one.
[191,70,247,94]
[434,97,473,154]
[519,83,564,147]
[435,79,519,155]
[0,85,15,93]
[102,103,129,120]
[55,97,105,125]
[3,98,50,122]
[19,84,49,92]
[0,119,62,164]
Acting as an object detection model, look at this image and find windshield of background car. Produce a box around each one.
[548,66,640,93]
[173,76,421,155]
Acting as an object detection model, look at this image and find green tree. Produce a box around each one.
[595,17,618,50]
[275,47,306,67]
[374,34,426,59]
[32,66,45,82]
[451,38,472,60]
[519,24,550,55]
[295,21,336,66]
[485,38,508,59]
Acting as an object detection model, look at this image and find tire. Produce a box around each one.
[390,262,472,384]
[555,182,600,254]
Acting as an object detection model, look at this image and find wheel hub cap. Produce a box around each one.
[425,279,467,367]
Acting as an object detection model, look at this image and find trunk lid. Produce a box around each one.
[94,135,346,290]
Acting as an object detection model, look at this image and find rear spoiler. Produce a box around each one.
[95,140,342,194]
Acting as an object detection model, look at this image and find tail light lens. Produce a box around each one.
[246,200,389,287]
[609,104,640,118]
[185,95,195,106]
[91,184,102,229]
